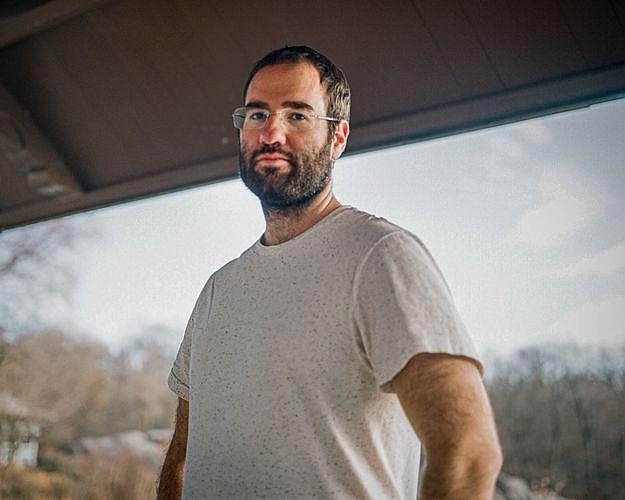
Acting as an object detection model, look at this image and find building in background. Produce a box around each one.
[0,392,40,467]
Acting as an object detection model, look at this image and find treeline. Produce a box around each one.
[2,329,624,499]
[487,343,625,500]
[0,329,177,445]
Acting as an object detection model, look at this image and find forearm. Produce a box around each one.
[157,446,185,500]
[157,398,189,500]
[392,354,503,499]
[419,446,501,499]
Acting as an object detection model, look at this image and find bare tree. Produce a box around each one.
[0,219,93,335]
[1,330,109,443]
[94,326,177,435]
[488,343,625,500]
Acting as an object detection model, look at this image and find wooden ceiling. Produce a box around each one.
[1,0,624,231]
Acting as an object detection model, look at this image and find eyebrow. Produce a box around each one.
[281,101,315,111]
[244,100,315,112]
[244,101,269,109]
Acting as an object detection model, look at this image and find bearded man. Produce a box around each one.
[158,46,502,500]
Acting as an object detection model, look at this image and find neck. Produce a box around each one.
[261,183,342,246]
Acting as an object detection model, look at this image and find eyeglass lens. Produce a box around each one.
[233,107,323,130]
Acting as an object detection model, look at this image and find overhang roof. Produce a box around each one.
[1,0,624,231]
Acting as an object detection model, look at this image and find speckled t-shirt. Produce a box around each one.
[168,206,481,499]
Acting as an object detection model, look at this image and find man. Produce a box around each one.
[158,46,502,499]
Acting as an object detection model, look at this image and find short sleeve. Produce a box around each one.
[352,231,482,392]
[168,275,215,401]
[168,309,194,401]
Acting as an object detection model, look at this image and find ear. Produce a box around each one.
[331,120,350,161]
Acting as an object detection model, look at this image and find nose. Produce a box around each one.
[258,113,287,146]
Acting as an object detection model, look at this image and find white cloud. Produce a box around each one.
[518,120,552,145]
[550,294,625,346]
[551,241,625,279]
[514,171,601,247]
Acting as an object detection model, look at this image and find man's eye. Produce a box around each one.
[288,112,309,121]
[249,111,268,121]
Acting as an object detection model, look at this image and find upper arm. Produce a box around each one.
[171,397,189,454]
[392,353,500,461]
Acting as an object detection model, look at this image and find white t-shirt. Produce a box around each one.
[169,206,481,499]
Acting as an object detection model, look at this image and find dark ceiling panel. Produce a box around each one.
[612,0,625,29]
[1,0,245,188]
[412,0,504,94]
[0,0,109,48]
[330,0,468,117]
[463,0,587,88]
[61,1,239,184]
[0,0,624,231]
[559,0,625,67]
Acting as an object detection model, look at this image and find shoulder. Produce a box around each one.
[205,238,260,284]
[342,209,454,307]
[192,248,249,310]
[335,206,404,237]
[339,207,438,273]
[334,206,429,256]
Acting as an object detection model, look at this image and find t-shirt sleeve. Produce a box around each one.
[168,308,194,401]
[352,231,482,392]
[168,275,214,401]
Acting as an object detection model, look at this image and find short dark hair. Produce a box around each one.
[243,46,351,126]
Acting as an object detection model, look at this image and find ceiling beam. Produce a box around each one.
[0,81,84,208]
[351,64,625,153]
[0,154,236,232]
[0,0,111,49]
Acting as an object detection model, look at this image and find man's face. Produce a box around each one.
[238,62,339,208]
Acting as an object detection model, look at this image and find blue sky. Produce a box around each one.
[37,97,625,358]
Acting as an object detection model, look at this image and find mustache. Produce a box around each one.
[250,145,295,165]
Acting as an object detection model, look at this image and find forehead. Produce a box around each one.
[245,62,326,111]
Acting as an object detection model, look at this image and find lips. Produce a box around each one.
[255,153,289,163]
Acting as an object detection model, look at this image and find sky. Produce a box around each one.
[24,97,625,358]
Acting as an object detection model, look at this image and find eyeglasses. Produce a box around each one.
[232,106,339,131]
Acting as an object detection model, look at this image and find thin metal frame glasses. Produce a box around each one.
[232,106,339,131]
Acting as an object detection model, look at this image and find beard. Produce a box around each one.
[238,138,333,209]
